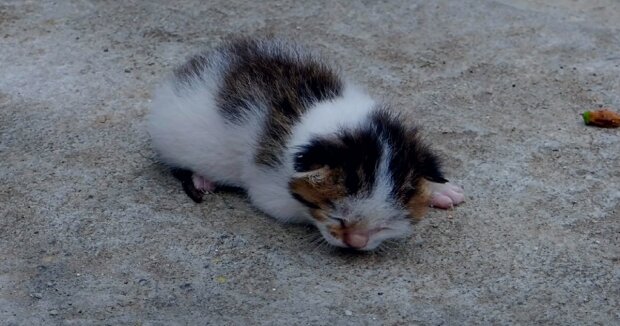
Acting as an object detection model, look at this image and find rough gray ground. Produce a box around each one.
[1,0,619,324]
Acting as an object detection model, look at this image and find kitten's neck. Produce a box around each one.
[288,84,376,151]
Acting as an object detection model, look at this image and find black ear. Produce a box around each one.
[293,139,342,172]
[418,149,448,183]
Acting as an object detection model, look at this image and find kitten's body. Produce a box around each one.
[149,39,464,250]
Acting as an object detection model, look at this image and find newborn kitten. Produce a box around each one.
[148,38,464,250]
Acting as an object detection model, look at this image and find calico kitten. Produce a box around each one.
[148,38,464,250]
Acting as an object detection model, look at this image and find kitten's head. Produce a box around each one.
[289,110,446,250]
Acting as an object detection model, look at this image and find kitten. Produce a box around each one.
[148,38,464,250]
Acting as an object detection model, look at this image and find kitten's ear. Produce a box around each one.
[290,166,331,189]
[403,127,448,183]
[414,143,448,183]
[289,166,345,209]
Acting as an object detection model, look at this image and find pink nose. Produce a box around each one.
[344,232,369,249]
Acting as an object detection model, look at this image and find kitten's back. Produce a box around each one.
[148,39,345,187]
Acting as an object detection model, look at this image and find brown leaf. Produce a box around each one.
[582,109,620,128]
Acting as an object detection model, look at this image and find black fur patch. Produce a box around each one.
[215,39,344,166]
[294,132,382,195]
[293,107,446,203]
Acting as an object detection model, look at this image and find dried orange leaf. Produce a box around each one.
[582,109,620,128]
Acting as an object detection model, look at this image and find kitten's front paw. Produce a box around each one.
[429,182,464,209]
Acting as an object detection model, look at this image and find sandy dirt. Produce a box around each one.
[1,0,619,324]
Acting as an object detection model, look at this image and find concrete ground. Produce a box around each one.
[1,0,619,324]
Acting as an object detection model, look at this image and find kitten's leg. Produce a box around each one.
[428,182,464,209]
[171,168,215,203]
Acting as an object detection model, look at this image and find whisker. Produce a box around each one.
[310,237,328,253]
[308,238,321,247]
[378,240,400,255]
[301,232,323,246]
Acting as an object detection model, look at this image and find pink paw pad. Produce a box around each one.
[192,174,215,193]
[429,182,465,209]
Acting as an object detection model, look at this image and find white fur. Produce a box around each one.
[149,81,258,187]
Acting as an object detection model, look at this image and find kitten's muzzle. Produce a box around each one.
[342,227,390,249]
[343,232,369,249]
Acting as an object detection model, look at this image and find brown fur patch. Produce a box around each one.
[328,226,344,238]
[407,179,431,222]
[289,167,347,220]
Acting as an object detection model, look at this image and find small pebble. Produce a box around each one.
[49,310,58,316]
[32,293,43,299]
[345,310,353,316]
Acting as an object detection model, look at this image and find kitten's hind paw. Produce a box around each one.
[171,169,215,203]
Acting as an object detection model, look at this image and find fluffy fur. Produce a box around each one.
[148,38,464,250]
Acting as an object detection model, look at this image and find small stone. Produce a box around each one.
[49,309,58,316]
[32,292,43,299]
[345,310,353,316]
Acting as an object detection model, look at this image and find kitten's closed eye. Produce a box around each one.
[329,216,346,227]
